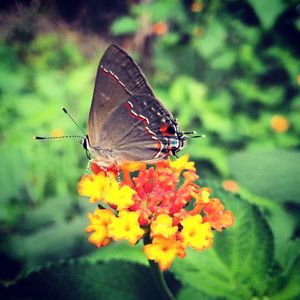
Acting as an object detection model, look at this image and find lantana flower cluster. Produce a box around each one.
[78,154,234,270]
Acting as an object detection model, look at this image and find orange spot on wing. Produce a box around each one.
[160,124,172,136]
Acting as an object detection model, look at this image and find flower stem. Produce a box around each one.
[143,234,175,300]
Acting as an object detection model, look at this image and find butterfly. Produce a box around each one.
[35,44,200,166]
[82,44,189,167]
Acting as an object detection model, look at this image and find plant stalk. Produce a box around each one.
[143,234,175,300]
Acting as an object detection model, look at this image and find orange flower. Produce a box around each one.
[152,21,168,36]
[90,162,120,176]
[203,198,235,232]
[120,161,146,173]
[79,154,234,270]
[191,1,204,13]
[222,180,239,193]
[271,115,289,132]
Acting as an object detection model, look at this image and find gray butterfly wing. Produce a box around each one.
[88,44,154,147]
[97,95,184,163]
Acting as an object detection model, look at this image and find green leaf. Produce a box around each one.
[18,197,78,232]
[265,205,296,266]
[5,260,163,300]
[177,286,217,300]
[229,150,300,203]
[111,17,139,36]
[0,147,28,203]
[270,255,300,300]
[168,76,207,129]
[188,143,229,176]
[85,241,148,266]
[231,79,284,106]
[248,0,285,29]
[210,50,236,70]
[194,21,227,58]
[266,47,300,85]
[277,239,300,272]
[5,213,90,271]
[172,191,273,299]
[238,44,265,74]
[135,0,186,23]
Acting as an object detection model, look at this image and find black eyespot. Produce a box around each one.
[167,126,176,134]
[82,138,88,150]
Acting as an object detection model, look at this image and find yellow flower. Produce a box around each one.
[104,183,136,211]
[143,236,186,271]
[78,173,111,203]
[85,209,115,248]
[80,153,234,271]
[169,154,196,173]
[108,211,145,245]
[150,214,178,239]
[180,215,213,250]
[193,187,211,204]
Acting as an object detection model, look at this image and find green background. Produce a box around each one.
[0,0,299,299]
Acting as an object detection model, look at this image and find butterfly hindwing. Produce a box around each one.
[98,95,183,162]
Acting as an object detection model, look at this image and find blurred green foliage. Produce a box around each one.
[1,0,300,299]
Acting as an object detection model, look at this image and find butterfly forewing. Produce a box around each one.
[88,45,154,147]
[100,45,154,96]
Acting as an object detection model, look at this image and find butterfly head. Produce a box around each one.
[81,136,89,151]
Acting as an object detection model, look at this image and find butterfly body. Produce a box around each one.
[85,45,186,167]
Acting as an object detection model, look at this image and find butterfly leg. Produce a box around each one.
[85,160,91,174]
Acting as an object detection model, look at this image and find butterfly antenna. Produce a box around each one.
[34,135,83,140]
[182,131,206,139]
[62,107,87,136]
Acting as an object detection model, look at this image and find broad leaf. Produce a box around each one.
[270,255,300,300]
[229,150,300,203]
[248,0,285,29]
[172,190,273,299]
[4,260,163,300]
[85,241,148,266]
[5,212,90,272]
[177,286,217,300]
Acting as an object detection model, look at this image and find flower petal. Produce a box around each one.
[203,198,235,232]
[150,214,178,238]
[143,236,185,270]
[108,211,145,245]
[180,215,213,250]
